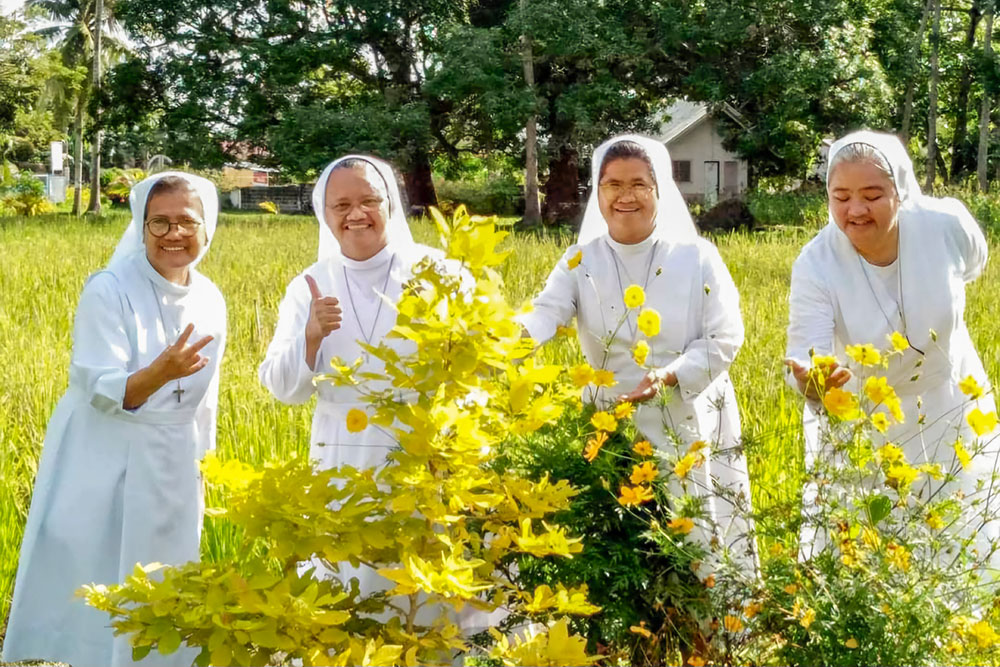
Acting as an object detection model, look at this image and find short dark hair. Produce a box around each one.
[144,175,204,220]
[599,140,658,186]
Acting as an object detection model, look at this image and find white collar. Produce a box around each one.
[340,243,394,272]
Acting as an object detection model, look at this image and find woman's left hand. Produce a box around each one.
[617,370,677,404]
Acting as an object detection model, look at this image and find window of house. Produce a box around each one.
[673,160,692,183]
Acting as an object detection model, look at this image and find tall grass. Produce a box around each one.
[2,208,998,645]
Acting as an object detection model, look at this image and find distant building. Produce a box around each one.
[652,100,748,206]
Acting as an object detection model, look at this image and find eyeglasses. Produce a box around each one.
[598,183,656,199]
[328,197,384,216]
[145,218,204,237]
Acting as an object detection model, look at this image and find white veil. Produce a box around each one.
[311,155,414,261]
[110,171,219,267]
[577,133,698,246]
[826,130,923,212]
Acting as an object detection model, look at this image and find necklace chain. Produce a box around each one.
[606,240,659,341]
[856,233,925,355]
[343,255,395,347]
[149,279,186,402]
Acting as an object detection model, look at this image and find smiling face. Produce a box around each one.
[143,187,206,284]
[324,164,389,261]
[827,159,901,264]
[598,157,658,244]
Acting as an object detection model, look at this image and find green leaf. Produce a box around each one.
[157,628,182,655]
[867,495,893,525]
[132,644,152,661]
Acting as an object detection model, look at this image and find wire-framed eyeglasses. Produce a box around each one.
[598,183,656,199]
[145,218,204,238]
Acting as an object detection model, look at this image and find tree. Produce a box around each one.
[927,0,942,191]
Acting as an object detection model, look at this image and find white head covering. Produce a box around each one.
[110,170,219,267]
[311,154,414,261]
[577,133,698,246]
[825,130,923,210]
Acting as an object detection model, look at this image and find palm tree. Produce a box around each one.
[29,0,127,215]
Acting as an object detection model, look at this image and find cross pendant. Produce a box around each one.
[173,383,185,403]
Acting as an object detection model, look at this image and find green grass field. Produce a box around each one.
[3,209,998,644]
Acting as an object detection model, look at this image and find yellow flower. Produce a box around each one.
[613,401,635,420]
[967,407,998,436]
[723,615,744,633]
[688,657,706,667]
[925,511,944,530]
[885,395,905,423]
[846,343,882,366]
[871,412,890,433]
[918,463,944,480]
[811,353,839,375]
[970,620,1000,648]
[888,331,910,352]
[590,411,618,432]
[674,452,705,480]
[879,442,904,465]
[637,308,661,337]
[783,583,798,595]
[800,607,816,629]
[959,375,985,400]
[569,363,595,388]
[769,542,785,558]
[885,463,920,491]
[667,517,694,534]
[629,623,652,638]
[886,542,911,571]
[744,601,762,619]
[633,440,653,456]
[845,638,859,649]
[583,431,609,462]
[623,284,646,309]
[861,526,881,550]
[864,376,896,405]
[703,574,716,588]
[630,461,658,485]
[618,484,654,506]
[632,340,650,365]
[954,439,972,470]
[555,324,576,338]
[567,249,582,270]
[346,408,368,433]
[823,386,861,420]
[593,368,616,387]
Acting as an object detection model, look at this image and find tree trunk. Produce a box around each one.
[86,0,104,215]
[926,0,942,192]
[949,0,983,182]
[402,148,436,212]
[520,0,541,228]
[979,4,994,191]
[542,142,580,225]
[902,0,934,142]
[72,99,84,216]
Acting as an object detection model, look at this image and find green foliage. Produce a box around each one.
[101,167,147,204]
[1,173,53,216]
[435,176,523,216]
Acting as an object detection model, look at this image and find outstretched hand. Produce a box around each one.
[617,370,677,404]
[784,358,850,401]
[153,323,214,382]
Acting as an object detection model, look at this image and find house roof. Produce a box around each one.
[656,100,744,144]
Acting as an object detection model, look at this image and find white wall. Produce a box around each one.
[664,118,747,201]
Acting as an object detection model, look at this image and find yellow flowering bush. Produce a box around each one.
[82,207,599,666]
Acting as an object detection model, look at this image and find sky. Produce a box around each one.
[2,0,24,16]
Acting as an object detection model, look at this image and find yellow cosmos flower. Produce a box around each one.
[800,608,816,629]
[723,615,744,633]
[555,324,576,338]
[583,431,609,462]
[970,620,1000,648]
[623,284,646,309]
[888,331,909,352]
[885,395,905,423]
[569,363,595,388]
[864,376,896,405]
[845,638,859,649]
[618,484,654,506]
[744,601,762,618]
[593,368,616,387]
[871,412,890,433]
[674,451,705,480]
[629,623,652,638]
[823,386,861,420]
[886,542,911,571]
[954,439,973,470]
[925,511,944,530]
[846,343,882,366]
[783,583,798,595]
[878,442,904,464]
[861,526,881,550]
[688,657,706,667]
[630,461,658,485]
[667,516,694,534]
[885,463,920,491]
[613,401,635,420]
[346,408,368,433]
[567,249,582,270]
[959,375,985,400]
[637,308,661,337]
[590,411,618,432]
[703,574,715,588]
[633,440,654,456]
[967,407,998,436]
[632,339,650,365]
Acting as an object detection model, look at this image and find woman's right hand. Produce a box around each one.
[124,323,214,409]
[784,359,850,401]
[304,274,342,369]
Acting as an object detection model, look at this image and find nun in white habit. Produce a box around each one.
[786,130,999,558]
[520,134,755,571]
[3,172,226,667]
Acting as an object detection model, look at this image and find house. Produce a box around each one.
[653,100,748,206]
